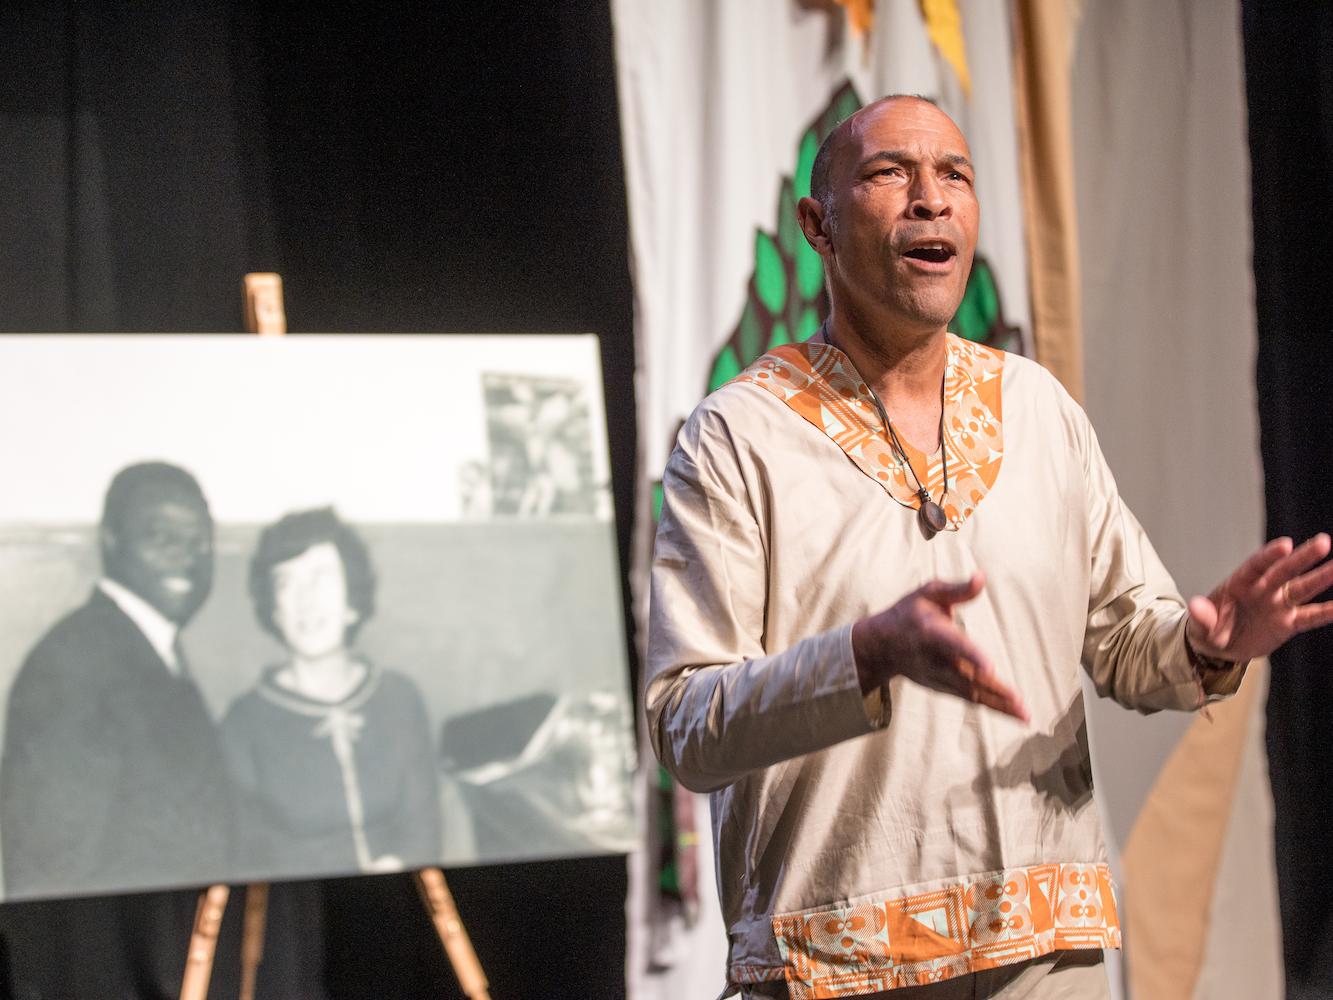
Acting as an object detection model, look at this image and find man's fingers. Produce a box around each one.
[919,572,985,611]
[926,622,995,679]
[1233,536,1295,590]
[945,659,1029,723]
[1294,600,1333,632]
[1187,596,1219,636]
[1186,595,1235,649]
[1258,533,1332,594]
[929,627,1029,723]
[1283,552,1333,606]
[972,679,1031,724]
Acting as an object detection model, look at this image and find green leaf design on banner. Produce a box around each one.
[777,180,802,259]
[697,81,860,397]
[754,231,786,314]
[651,481,665,522]
[831,86,860,128]
[796,306,820,343]
[795,129,818,201]
[737,298,763,367]
[795,234,824,300]
[708,343,742,393]
[948,257,1017,348]
[655,765,680,893]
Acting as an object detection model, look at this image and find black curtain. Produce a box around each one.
[0,1,633,997]
[1244,3,1333,999]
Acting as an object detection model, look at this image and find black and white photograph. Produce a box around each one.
[0,334,636,902]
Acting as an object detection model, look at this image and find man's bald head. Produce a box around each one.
[809,94,946,229]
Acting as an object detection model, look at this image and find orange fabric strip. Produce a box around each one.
[770,862,1120,997]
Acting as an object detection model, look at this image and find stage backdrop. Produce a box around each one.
[0,334,636,900]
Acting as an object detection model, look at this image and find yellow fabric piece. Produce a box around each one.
[1013,0,1084,401]
[919,0,972,97]
[831,0,875,36]
[1122,664,1264,999]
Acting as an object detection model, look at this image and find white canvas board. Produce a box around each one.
[0,334,636,900]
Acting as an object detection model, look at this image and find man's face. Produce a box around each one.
[103,486,214,625]
[821,98,979,332]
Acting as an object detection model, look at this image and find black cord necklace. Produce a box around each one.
[823,327,950,539]
[868,379,949,539]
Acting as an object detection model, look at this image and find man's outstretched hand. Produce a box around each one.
[851,572,1030,723]
[1187,533,1333,663]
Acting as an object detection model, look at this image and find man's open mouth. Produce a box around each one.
[903,241,957,264]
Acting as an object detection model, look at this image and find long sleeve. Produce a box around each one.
[1077,410,1246,711]
[646,403,886,794]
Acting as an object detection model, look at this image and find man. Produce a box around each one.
[647,96,1333,999]
[1,461,234,898]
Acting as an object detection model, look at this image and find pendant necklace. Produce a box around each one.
[867,380,950,539]
[822,326,951,539]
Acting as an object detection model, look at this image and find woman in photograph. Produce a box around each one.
[222,507,441,878]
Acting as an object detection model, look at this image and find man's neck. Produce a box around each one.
[822,311,949,452]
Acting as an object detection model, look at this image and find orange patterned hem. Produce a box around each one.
[731,334,1004,530]
[766,862,1120,997]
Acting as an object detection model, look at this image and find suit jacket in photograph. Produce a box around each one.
[0,588,234,899]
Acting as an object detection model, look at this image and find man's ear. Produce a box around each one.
[99,524,118,553]
[797,196,833,256]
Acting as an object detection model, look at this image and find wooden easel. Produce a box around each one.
[177,273,491,1000]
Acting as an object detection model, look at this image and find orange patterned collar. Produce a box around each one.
[732,334,1005,529]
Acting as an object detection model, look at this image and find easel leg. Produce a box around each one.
[240,882,270,1000]
[414,868,491,1000]
[179,884,230,1000]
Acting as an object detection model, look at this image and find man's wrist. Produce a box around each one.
[1183,626,1236,673]
[851,619,888,695]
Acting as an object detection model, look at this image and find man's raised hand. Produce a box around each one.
[1187,533,1333,663]
[851,573,1029,723]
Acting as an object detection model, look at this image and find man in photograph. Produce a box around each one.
[0,460,234,897]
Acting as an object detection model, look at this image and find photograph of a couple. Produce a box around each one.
[0,335,636,902]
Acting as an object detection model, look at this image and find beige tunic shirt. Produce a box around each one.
[646,337,1244,997]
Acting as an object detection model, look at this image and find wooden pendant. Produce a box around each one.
[918,499,947,538]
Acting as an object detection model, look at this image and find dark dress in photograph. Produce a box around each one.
[221,661,441,880]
